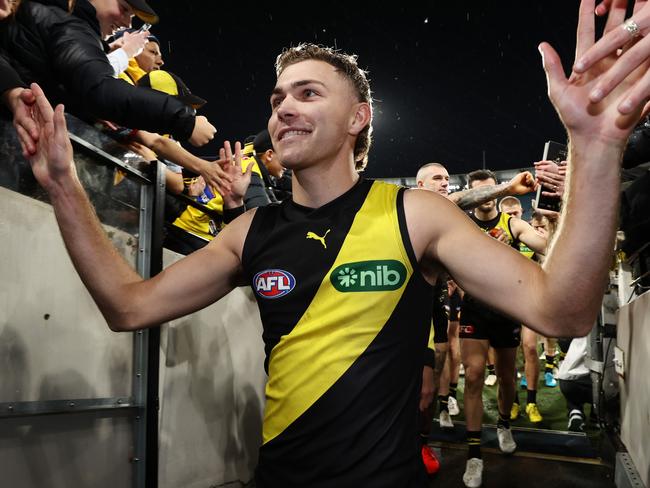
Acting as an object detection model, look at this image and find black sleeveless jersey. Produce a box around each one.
[241,179,432,487]
[465,211,521,314]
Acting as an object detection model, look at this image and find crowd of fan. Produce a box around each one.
[0,0,292,254]
[0,2,604,485]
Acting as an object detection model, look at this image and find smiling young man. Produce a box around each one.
[21,2,648,485]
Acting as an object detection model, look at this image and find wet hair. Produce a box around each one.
[275,43,373,171]
[467,169,498,187]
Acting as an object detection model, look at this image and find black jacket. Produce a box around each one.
[255,155,292,202]
[0,0,195,140]
[0,51,26,96]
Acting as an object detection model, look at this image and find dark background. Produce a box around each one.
[149,2,587,178]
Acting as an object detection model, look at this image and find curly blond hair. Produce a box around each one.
[275,43,373,171]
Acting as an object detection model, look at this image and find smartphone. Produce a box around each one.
[138,23,152,33]
[534,141,567,212]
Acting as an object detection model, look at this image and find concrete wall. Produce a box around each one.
[0,187,137,487]
[158,250,266,488]
[617,290,650,487]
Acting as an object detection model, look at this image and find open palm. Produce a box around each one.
[542,0,650,143]
[27,83,75,192]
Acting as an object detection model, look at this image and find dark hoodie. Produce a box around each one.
[0,0,196,140]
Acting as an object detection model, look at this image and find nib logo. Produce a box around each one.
[336,267,358,288]
[331,260,406,292]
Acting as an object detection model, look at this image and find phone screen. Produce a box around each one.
[534,141,567,212]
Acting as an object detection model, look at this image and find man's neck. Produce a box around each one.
[473,206,498,221]
[291,157,360,208]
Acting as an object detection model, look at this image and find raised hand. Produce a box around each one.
[540,0,650,144]
[2,87,39,157]
[189,115,216,147]
[216,141,253,207]
[118,30,149,58]
[572,0,650,115]
[196,158,232,197]
[534,160,566,198]
[507,171,536,195]
[26,83,75,192]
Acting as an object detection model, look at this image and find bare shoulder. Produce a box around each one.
[402,188,475,260]
[203,207,258,261]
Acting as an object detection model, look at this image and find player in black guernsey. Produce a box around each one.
[413,162,537,472]
[459,169,547,487]
[24,11,640,486]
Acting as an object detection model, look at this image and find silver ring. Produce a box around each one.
[623,18,641,38]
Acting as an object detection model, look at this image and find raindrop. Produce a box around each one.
[424,17,429,23]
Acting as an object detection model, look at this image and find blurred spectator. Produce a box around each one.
[99,70,226,196]
[133,70,269,254]
[0,0,215,145]
[108,27,162,82]
[499,196,523,219]
[246,129,292,202]
[0,0,40,155]
[557,337,594,432]
[165,143,269,254]
[106,28,150,77]
[533,159,566,222]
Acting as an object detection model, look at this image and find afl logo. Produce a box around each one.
[254,269,296,299]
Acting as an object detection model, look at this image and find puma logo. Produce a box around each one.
[306,229,331,249]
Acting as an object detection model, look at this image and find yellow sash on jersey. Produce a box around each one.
[262,181,413,444]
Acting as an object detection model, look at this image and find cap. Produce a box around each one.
[242,142,255,156]
[253,129,273,153]
[125,0,159,25]
[138,70,207,109]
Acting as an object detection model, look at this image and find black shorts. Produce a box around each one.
[459,297,521,348]
[432,301,448,344]
[432,282,448,344]
[447,289,461,322]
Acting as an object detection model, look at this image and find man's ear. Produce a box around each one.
[349,102,371,136]
[416,180,424,188]
[264,149,274,161]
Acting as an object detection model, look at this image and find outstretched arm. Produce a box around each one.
[510,218,547,255]
[135,130,232,196]
[408,0,646,338]
[25,83,251,331]
[449,171,535,210]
